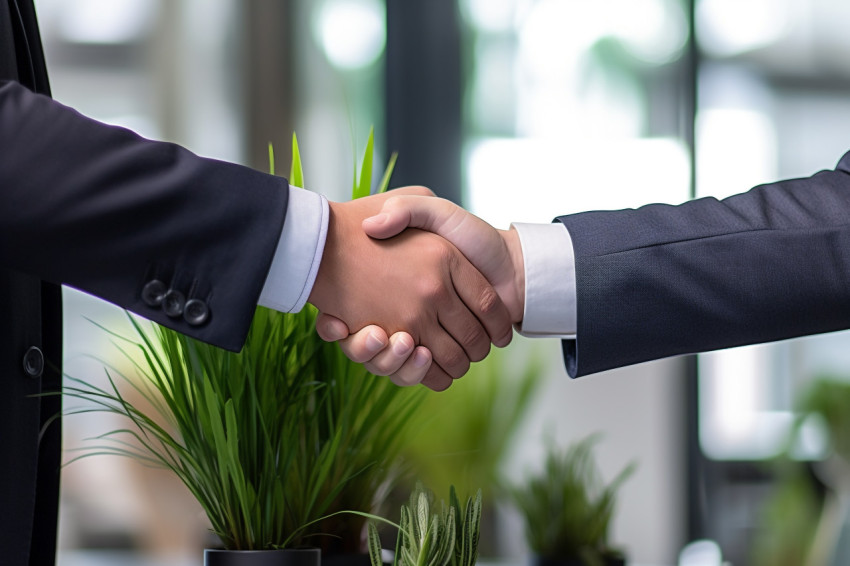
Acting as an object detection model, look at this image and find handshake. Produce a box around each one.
[307,186,526,392]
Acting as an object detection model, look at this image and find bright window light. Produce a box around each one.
[697,0,789,57]
[58,0,156,44]
[462,0,517,33]
[467,137,690,228]
[611,0,687,65]
[315,0,386,70]
[518,0,601,80]
[699,345,796,460]
[697,108,777,199]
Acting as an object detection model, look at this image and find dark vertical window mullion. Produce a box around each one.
[684,0,708,545]
[241,0,295,173]
[385,0,462,204]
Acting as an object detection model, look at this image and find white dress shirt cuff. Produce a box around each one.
[511,222,577,338]
[258,185,329,313]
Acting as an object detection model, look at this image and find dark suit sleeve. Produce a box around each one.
[556,151,850,377]
[0,80,289,351]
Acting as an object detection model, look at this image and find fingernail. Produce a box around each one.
[412,348,430,368]
[364,213,389,226]
[392,336,414,356]
[366,331,386,353]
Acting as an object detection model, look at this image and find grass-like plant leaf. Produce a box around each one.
[451,486,482,566]
[290,132,304,189]
[377,152,398,194]
[353,126,374,199]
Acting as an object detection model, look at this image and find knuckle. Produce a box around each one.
[418,276,447,302]
[384,195,403,210]
[423,237,453,263]
[477,286,502,316]
[441,350,470,379]
[460,323,488,351]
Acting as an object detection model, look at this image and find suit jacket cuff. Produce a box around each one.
[258,186,329,312]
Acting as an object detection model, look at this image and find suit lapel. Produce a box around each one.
[0,0,18,80]
[2,0,50,95]
[12,0,49,94]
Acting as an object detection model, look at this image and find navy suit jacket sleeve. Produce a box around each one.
[557,151,850,377]
[0,80,289,351]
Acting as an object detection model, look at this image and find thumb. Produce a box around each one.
[362,195,460,240]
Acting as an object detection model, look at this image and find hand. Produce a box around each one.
[363,195,525,320]
[308,188,514,391]
[315,193,526,384]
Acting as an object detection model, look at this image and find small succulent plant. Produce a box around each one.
[368,485,482,566]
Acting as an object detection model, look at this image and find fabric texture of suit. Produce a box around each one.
[558,151,850,377]
[1,2,290,564]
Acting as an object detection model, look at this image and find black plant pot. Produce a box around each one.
[204,548,321,566]
[532,554,626,566]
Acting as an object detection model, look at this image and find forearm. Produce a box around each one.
[0,80,290,350]
[559,154,850,376]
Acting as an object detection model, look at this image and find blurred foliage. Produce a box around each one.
[747,377,850,566]
[750,464,821,566]
[506,436,633,565]
[797,378,850,463]
[398,345,545,501]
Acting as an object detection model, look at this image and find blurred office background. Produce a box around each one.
[34,0,850,564]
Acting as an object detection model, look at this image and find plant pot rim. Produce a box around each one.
[532,553,626,566]
[205,548,321,554]
[204,547,322,566]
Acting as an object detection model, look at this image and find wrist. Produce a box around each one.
[308,200,342,313]
[501,227,525,324]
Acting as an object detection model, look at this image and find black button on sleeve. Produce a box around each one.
[184,299,210,326]
[163,290,186,317]
[142,279,167,307]
[23,346,44,379]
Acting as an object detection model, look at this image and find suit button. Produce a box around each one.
[23,346,44,379]
[142,279,167,307]
[184,299,210,326]
[163,290,186,317]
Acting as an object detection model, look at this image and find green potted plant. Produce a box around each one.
[366,484,483,566]
[63,130,422,565]
[506,436,635,566]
